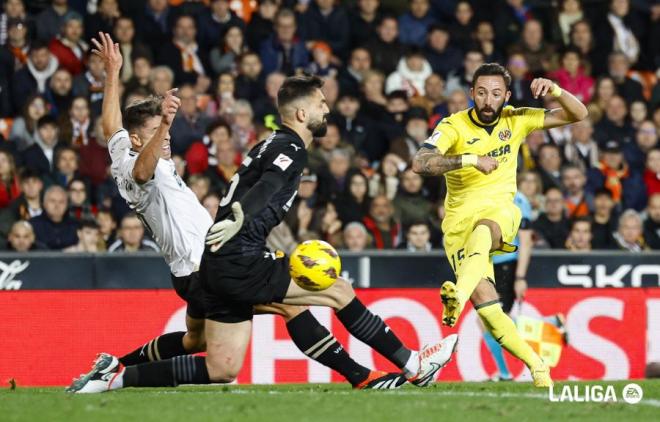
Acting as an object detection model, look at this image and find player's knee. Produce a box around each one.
[326,278,355,309]
[205,354,241,383]
[475,220,502,251]
[470,279,499,306]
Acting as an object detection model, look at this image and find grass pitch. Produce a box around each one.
[1,381,659,422]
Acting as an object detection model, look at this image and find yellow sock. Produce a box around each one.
[477,302,543,369]
[455,225,492,304]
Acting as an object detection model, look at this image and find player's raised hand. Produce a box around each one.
[91,32,122,75]
[475,156,498,175]
[206,202,245,252]
[530,78,555,99]
[161,88,181,126]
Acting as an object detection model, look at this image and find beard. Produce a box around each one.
[474,101,505,124]
[308,115,328,137]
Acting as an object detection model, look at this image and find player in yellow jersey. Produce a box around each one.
[412,63,588,387]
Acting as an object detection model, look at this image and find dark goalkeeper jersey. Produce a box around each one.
[213,126,307,256]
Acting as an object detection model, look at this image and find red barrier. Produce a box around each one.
[1,288,659,386]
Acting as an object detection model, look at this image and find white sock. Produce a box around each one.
[108,369,124,390]
[403,351,419,378]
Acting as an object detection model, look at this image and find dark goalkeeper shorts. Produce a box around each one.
[171,271,206,320]
[199,250,292,323]
[494,260,517,314]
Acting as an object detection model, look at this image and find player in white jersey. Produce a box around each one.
[67,33,410,392]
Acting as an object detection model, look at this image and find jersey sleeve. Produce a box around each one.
[511,107,546,135]
[421,120,460,154]
[108,128,139,186]
[108,129,132,162]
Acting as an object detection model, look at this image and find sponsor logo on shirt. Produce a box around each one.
[273,153,293,171]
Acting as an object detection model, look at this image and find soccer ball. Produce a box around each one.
[289,240,341,291]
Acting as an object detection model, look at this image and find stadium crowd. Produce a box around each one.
[0,0,659,254]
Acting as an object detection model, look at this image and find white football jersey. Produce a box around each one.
[108,129,213,277]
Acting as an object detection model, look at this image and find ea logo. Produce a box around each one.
[621,383,643,404]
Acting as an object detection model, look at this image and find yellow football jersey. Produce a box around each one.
[424,106,545,211]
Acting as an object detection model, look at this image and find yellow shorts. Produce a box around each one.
[442,199,521,278]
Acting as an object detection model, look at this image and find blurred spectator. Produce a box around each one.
[423,24,463,79]
[393,167,432,229]
[9,94,48,151]
[598,0,642,66]
[245,0,277,52]
[253,71,284,125]
[607,52,644,104]
[517,170,544,221]
[398,0,434,47]
[0,0,30,47]
[390,107,428,162]
[72,53,105,115]
[11,41,58,112]
[399,221,432,252]
[591,188,618,250]
[78,118,110,187]
[415,73,446,118]
[446,89,469,114]
[370,153,403,200]
[644,193,660,249]
[445,49,484,97]
[29,185,78,250]
[234,51,266,103]
[493,0,533,51]
[231,99,257,150]
[336,171,370,225]
[533,187,570,249]
[198,119,237,192]
[569,19,604,75]
[285,167,320,239]
[59,96,91,146]
[333,91,376,161]
[122,56,152,99]
[308,122,341,171]
[563,119,599,171]
[158,15,209,86]
[96,208,116,246]
[210,25,247,76]
[537,143,563,192]
[36,0,70,43]
[626,119,657,169]
[67,178,96,221]
[448,1,475,52]
[342,221,371,251]
[1,16,30,74]
[46,68,74,116]
[594,95,635,145]
[169,84,211,155]
[259,8,308,75]
[48,11,87,76]
[202,192,220,219]
[349,0,382,49]
[645,148,660,197]
[509,19,556,77]
[84,0,121,42]
[548,47,593,103]
[561,164,593,219]
[364,15,404,76]
[386,48,432,97]
[319,148,352,202]
[108,212,159,252]
[53,146,79,187]
[22,114,62,177]
[588,76,617,123]
[149,65,174,96]
[556,0,583,46]
[613,209,647,251]
[197,0,244,53]
[135,0,178,56]
[629,101,648,129]
[113,16,151,83]
[362,194,401,249]
[5,220,45,251]
[0,150,20,209]
[564,216,592,251]
[63,218,103,252]
[298,0,350,60]
[587,139,646,211]
[473,20,503,64]
[209,72,237,118]
[338,47,371,95]
[313,201,343,245]
[187,174,210,203]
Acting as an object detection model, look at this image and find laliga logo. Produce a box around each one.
[0,259,29,290]
[548,383,643,404]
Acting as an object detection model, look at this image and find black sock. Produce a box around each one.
[336,297,411,369]
[122,356,210,387]
[119,332,188,366]
[287,310,370,386]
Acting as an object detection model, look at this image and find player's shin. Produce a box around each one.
[119,356,211,388]
[119,332,188,366]
[335,297,419,378]
[476,302,542,370]
[286,309,370,386]
[455,225,493,304]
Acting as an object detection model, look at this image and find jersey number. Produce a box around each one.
[219,174,239,207]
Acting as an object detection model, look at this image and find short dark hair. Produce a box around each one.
[37,114,58,129]
[206,117,233,137]
[594,187,613,199]
[123,97,162,133]
[472,63,512,89]
[570,216,591,231]
[78,218,99,231]
[30,40,49,52]
[277,75,324,113]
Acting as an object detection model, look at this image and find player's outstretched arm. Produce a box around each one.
[412,148,498,176]
[91,32,123,140]
[530,78,589,129]
[132,89,180,184]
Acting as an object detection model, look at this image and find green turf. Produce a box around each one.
[1,381,659,422]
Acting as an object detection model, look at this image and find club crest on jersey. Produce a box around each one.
[498,129,512,142]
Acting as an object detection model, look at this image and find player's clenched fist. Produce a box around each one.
[161,88,181,126]
[475,156,498,174]
[530,78,556,99]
